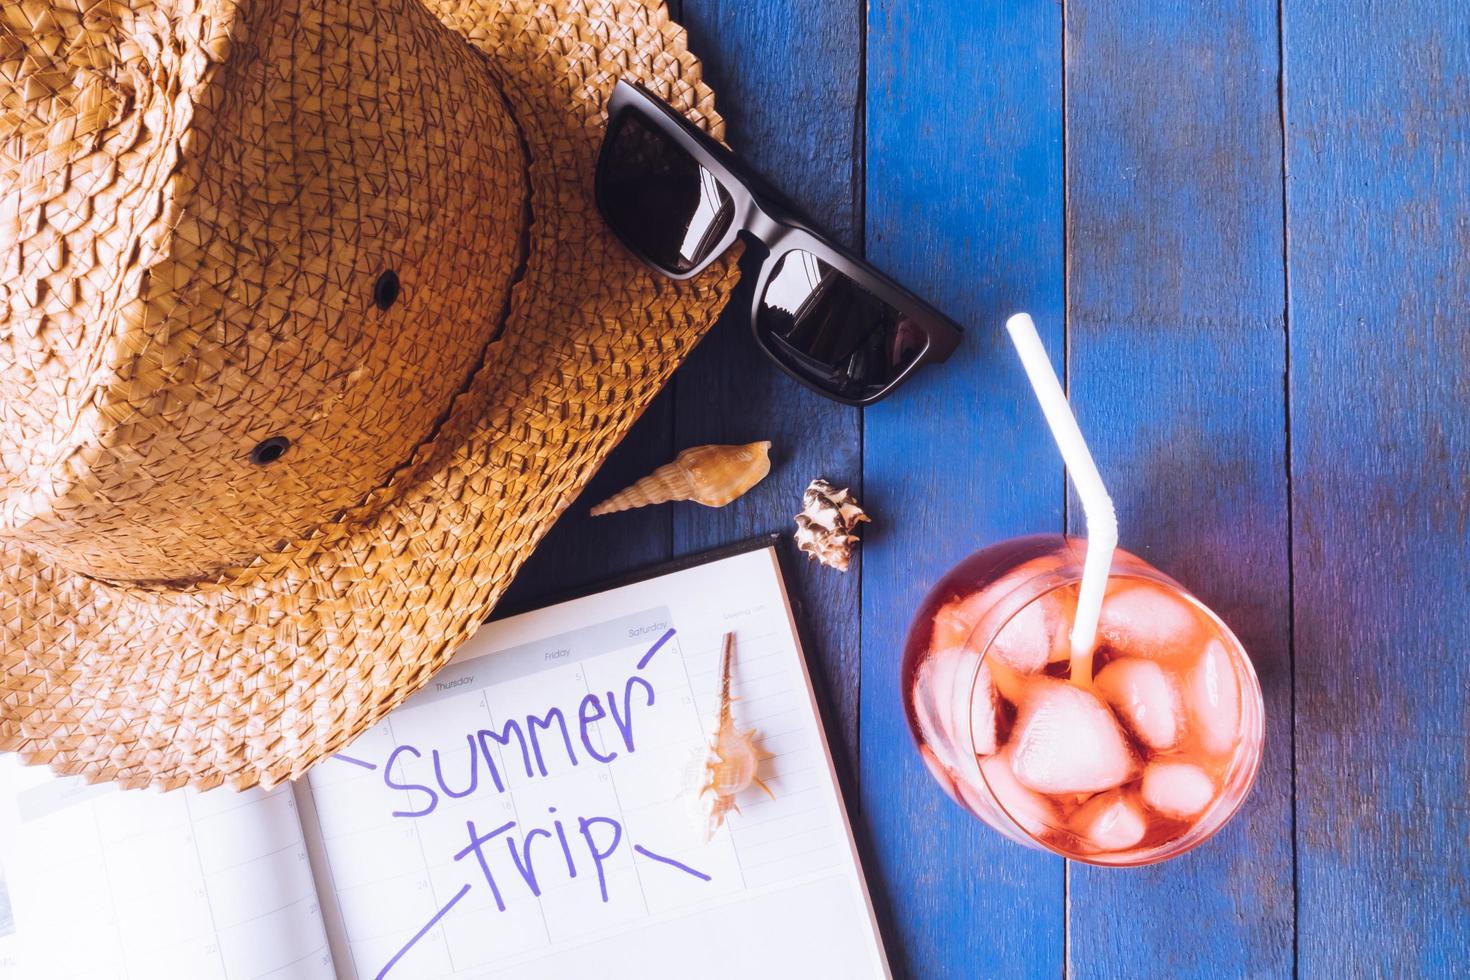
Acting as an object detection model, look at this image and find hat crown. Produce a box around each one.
[0,0,528,583]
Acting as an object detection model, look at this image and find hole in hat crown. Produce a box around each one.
[250,436,291,466]
[373,270,401,310]
[0,0,533,586]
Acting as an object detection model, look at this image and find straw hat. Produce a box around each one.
[0,0,737,789]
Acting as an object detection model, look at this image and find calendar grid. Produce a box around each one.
[576,666,653,919]
[90,807,132,980]
[291,545,887,978]
[182,793,229,979]
[481,697,555,948]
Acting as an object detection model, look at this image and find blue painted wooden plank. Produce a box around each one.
[1063,1,1294,975]
[673,0,864,766]
[862,3,1067,976]
[1283,3,1470,974]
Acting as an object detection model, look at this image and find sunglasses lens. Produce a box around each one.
[757,249,929,400]
[599,112,735,274]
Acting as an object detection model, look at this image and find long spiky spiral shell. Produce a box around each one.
[590,441,772,515]
[693,632,773,840]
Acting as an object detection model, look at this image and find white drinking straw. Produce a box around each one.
[1003,313,1118,687]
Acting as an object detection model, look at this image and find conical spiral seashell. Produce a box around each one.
[590,442,772,516]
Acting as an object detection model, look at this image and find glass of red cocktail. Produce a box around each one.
[902,534,1264,865]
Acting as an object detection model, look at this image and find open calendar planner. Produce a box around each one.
[0,542,889,979]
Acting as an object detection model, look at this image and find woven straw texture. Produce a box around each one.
[0,0,738,789]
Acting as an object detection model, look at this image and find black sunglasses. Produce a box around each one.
[595,80,963,406]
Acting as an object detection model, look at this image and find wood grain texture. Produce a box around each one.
[861,2,1068,975]
[673,0,865,768]
[503,2,1470,973]
[1283,2,1470,973]
[1063,2,1295,975]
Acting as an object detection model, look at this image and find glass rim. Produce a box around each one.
[962,566,1266,867]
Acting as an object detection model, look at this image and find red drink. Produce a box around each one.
[903,535,1264,865]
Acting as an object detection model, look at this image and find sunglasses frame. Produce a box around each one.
[596,80,963,406]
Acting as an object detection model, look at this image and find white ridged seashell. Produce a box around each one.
[793,478,870,571]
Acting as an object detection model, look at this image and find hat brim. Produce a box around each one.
[0,0,739,790]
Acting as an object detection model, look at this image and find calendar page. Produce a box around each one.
[300,544,888,980]
[0,756,334,979]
